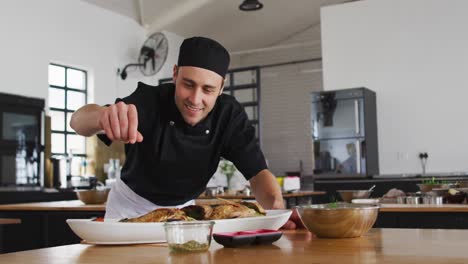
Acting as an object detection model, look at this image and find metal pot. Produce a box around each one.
[405,196,421,204]
[422,196,443,205]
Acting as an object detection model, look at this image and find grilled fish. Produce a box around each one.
[181,205,213,220]
[119,201,266,222]
[209,204,257,220]
[119,208,192,223]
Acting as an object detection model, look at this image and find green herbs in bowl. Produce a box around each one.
[168,240,210,253]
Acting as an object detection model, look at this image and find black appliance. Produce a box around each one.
[311,87,379,178]
[0,92,44,186]
[51,156,67,188]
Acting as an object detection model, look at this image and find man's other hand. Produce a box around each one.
[281,208,305,230]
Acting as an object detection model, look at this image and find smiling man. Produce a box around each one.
[70,36,301,229]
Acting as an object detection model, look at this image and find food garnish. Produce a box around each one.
[168,240,209,252]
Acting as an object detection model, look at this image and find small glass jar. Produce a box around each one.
[164,221,215,253]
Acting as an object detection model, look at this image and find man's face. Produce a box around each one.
[173,65,224,126]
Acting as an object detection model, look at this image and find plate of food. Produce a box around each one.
[66,201,291,245]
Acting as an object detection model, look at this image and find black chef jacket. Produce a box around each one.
[98,82,267,206]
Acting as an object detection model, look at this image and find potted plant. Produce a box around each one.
[417,177,454,192]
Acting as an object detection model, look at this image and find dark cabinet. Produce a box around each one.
[0,210,104,253]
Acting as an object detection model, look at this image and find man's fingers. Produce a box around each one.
[101,111,114,140]
[127,104,138,144]
[280,209,305,230]
[136,131,144,142]
[117,103,129,141]
[125,132,143,144]
[109,105,121,140]
[291,209,305,228]
[281,220,296,230]
[103,103,142,144]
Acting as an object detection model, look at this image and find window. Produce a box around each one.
[48,64,87,157]
[223,67,262,146]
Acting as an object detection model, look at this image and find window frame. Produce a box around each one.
[48,63,87,157]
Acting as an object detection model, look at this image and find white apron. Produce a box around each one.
[105,178,194,220]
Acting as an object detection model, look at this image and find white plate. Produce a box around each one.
[66,209,291,245]
[351,198,380,204]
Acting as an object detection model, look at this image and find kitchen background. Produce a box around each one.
[0,0,467,187]
[2,0,468,254]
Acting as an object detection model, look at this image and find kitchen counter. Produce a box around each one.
[0,218,20,225]
[311,177,468,201]
[379,203,468,212]
[0,188,77,205]
[0,191,326,212]
[2,201,468,253]
[313,176,468,183]
[198,190,325,199]
[2,200,468,212]
[0,201,105,212]
[1,229,467,263]
[199,190,326,207]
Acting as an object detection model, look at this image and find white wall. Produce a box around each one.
[0,0,183,109]
[231,26,323,176]
[119,30,184,97]
[321,0,468,174]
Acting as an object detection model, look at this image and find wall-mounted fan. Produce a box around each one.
[119,32,169,80]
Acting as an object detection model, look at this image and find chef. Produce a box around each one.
[70,36,302,229]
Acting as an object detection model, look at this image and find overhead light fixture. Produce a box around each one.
[239,0,263,11]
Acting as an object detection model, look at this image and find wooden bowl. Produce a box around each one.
[337,190,372,203]
[417,184,444,193]
[76,189,110,205]
[417,183,457,193]
[296,203,379,238]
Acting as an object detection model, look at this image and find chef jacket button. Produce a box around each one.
[169,121,175,126]
[205,129,210,134]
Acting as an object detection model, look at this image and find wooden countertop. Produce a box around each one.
[198,190,326,199]
[379,203,468,212]
[1,229,467,263]
[2,200,468,213]
[0,201,106,211]
[0,218,21,225]
[0,191,324,212]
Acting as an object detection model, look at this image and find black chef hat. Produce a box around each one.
[177,36,230,78]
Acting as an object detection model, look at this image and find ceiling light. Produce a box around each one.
[239,0,263,11]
